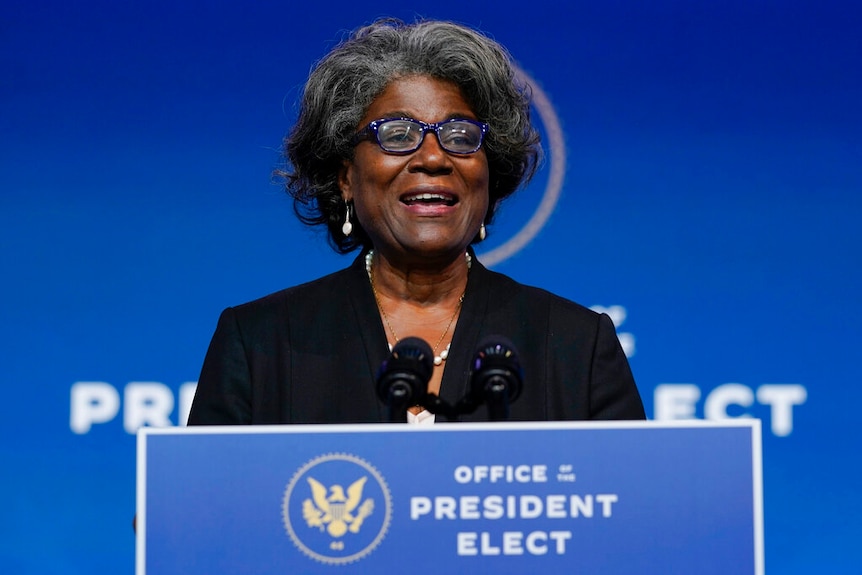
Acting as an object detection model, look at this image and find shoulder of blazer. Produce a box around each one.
[226,254,366,325]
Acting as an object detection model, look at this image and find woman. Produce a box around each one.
[188,19,645,425]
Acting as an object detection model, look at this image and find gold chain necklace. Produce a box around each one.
[365,250,470,366]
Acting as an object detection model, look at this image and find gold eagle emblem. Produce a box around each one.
[302,476,374,538]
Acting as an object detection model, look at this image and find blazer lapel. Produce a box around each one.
[346,251,390,422]
[438,250,492,420]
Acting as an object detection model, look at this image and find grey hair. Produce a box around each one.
[280,18,541,253]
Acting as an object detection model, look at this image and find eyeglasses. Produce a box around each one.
[353,117,489,155]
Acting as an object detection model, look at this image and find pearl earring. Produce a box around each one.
[479,223,486,241]
[342,202,353,236]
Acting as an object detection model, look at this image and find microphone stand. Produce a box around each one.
[483,375,514,421]
[385,382,413,423]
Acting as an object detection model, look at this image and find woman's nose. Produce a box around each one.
[407,131,453,173]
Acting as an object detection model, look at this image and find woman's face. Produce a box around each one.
[339,75,489,261]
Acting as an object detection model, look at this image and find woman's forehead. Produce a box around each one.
[360,75,476,125]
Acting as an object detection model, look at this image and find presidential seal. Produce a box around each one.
[282,453,392,565]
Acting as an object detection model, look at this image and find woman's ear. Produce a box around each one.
[338,159,353,202]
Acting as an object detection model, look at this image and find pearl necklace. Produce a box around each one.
[365,250,471,366]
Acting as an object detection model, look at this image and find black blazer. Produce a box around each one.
[188,252,645,424]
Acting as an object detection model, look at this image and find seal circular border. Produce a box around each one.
[282,452,393,565]
[477,67,566,267]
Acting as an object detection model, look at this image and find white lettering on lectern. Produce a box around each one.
[410,494,617,520]
[457,530,572,556]
[453,465,548,484]
[412,466,617,558]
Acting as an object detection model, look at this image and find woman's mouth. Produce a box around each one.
[400,192,458,207]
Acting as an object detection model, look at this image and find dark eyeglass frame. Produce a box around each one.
[352,117,489,155]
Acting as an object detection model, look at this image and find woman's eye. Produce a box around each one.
[442,129,476,147]
[447,133,470,144]
[380,123,419,145]
[387,130,413,142]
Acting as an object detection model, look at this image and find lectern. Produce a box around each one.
[136,420,763,574]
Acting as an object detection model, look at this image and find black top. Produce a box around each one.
[188,251,645,424]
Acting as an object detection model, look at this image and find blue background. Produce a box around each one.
[1,0,860,573]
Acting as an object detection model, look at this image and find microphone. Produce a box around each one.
[376,337,434,423]
[468,336,523,421]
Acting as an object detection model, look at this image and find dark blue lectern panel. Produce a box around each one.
[138,421,762,574]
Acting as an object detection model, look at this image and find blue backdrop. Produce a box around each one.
[2,0,860,573]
